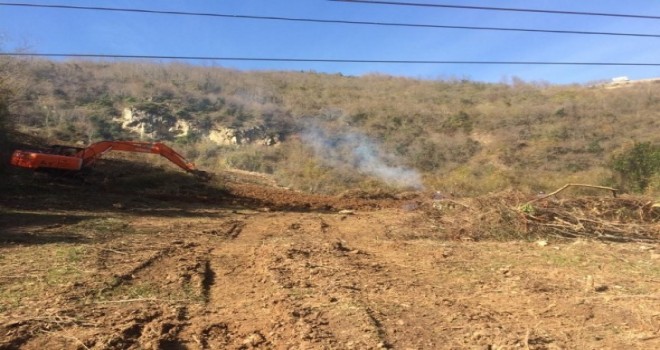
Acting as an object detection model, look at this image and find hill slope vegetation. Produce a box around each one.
[3,58,659,195]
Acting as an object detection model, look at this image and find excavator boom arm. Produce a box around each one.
[10,141,211,180]
[77,141,194,172]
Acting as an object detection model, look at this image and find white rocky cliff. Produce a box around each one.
[117,106,279,146]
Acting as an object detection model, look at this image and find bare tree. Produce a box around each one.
[0,37,30,175]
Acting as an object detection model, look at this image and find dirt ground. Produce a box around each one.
[0,172,659,349]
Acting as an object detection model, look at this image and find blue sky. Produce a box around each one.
[1,0,659,84]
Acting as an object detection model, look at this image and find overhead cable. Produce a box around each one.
[2,53,660,66]
[330,0,660,20]
[0,2,659,38]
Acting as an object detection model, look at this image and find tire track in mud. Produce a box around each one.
[194,235,281,347]
[76,216,279,349]
[100,244,178,292]
[85,242,214,349]
[326,234,559,348]
[202,219,245,240]
[255,215,399,349]
[83,248,216,349]
[269,214,484,349]
[0,242,193,349]
[12,229,233,349]
[5,211,513,349]
[266,243,392,348]
[98,219,246,297]
[2,213,410,349]
[84,218,258,349]
[161,215,361,349]
[200,258,215,304]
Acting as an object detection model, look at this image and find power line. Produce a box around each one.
[0,2,659,38]
[330,0,660,20]
[3,53,660,66]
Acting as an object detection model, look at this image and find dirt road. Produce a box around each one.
[0,179,658,349]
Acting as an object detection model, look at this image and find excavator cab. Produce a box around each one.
[49,144,85,156]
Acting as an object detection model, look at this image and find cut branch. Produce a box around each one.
[526,183,618,205]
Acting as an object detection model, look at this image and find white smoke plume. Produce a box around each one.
[301,123,424,190]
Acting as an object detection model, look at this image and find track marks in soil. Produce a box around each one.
[95,240,218,305]
[0,322,46,350]
[198,323,231,349]
[78,241,220,349]
[102,244,178,291]
[84,305,199,350]
[3,205,657,349]
[202,220,245,239]
[364,307,390,348]
[262,236,396,348]
[200,259,215,304]
[15,240,222,349]
[100,309,162,349]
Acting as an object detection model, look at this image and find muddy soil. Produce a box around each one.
[0,176,658,349]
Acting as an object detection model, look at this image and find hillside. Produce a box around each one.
[3,58,660,195]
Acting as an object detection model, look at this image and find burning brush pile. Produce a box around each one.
[427,186,660,242]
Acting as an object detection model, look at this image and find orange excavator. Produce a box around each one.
[10,141,211,180]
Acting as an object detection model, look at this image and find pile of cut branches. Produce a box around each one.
[426,186,660,242]
[522,195,659,242]
[425,189,531,241]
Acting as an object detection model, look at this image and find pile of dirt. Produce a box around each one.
[223,181,415,212]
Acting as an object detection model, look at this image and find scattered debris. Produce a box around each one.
[535,240,549,247]
[595,285,609,293]
[584,275,595,293]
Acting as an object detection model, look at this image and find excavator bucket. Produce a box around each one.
[191,170,213,181]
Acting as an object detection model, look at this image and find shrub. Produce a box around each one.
[443,110,473,133]
[611,142,660,193]
[225,147,271,173]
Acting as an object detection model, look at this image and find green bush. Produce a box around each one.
[611,142,660,193]
[443,111,473,133]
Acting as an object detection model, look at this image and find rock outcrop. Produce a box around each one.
[117,106,279,146]
[117,107,183,140]
[208,126,280,146]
